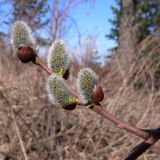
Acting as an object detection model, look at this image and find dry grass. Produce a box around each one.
[0,35,160,160]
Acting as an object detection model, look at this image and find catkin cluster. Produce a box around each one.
[11,21,103,109]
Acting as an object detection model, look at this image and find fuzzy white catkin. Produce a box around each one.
[47,40,69,75]
[11,21,35,52]
[77,68,98,104]
[46,75,76,107]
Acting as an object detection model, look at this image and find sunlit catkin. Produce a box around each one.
[47,40,69,79]
[47,75,77,109]
[77,68,98,104]
[11,21,35,52]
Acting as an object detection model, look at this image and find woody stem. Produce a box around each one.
[32,56,150,140]
[90,105,150,140]
[34,57,52,75]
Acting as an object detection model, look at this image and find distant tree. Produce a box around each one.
[135,0,160,40]
[49,0,95,42]
[107,0,160,44]
[106,0,121,43]
[80,35,102,73]
[106,0,160,73]
[11,0,49,30]
[11,0,95,46]
[0,0,95,54]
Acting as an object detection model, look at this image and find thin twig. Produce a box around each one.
[1,87,38,139]
[34,57,52,75]
[11,109,28,160]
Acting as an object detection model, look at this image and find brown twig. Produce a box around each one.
[90,105,150,140]
[11,108,28,160]
[26,56,159,160]
[34,57,52,75]
[33,56,80,99]
[90,105,160,160]
[125,128,160,159]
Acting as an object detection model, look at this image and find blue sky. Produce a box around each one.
[68,0,117,56]
[0,0,117,58]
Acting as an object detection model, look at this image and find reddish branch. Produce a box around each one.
[34,57,52,75]
[90,105,150,140]
[28,55,160,159]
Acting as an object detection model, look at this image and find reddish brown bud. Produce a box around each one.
[62,103,77,110]
[17,45,37,63]
[92,85,104,103]
[63,68,70,80]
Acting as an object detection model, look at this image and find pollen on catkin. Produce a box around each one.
[47,40,69,78]
[11,21,35,52]
[46,75,77,107]
[77,68,98,104]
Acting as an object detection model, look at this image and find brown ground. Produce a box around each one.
[0,35,160,160]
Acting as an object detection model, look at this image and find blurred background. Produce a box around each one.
[0,0,160,159]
